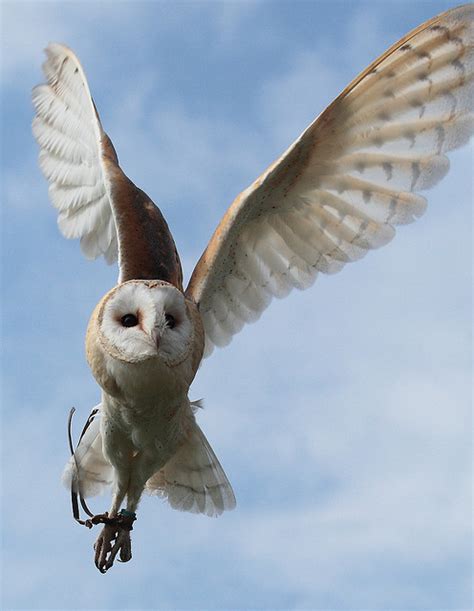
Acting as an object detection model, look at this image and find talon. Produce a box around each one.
[119,534,132,563]
[94,523,117,573]
[92,518,135,572]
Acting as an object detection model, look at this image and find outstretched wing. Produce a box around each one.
[186,5,474,356]
[32,43,183,287]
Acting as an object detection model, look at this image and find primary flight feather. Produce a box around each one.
[32,4,473,572]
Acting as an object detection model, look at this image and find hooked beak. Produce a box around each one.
[150,327,161,350]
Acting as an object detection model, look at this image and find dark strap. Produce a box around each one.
[67,407,99,527]
[67,408,137,530]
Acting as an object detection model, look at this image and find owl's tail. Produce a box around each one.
[145,424,236,517]
[62,405,114,498]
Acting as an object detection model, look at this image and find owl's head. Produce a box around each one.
[91,280,195,367]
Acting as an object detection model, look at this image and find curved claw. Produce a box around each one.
[118,535,132,563]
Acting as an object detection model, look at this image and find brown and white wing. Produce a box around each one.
[186,5,474,356]
[33,43,182,287]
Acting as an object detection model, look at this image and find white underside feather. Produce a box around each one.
[145,424,236,517]
[32,43,118,263]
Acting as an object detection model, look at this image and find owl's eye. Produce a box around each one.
[165,313,176,329]
[121,313,139,328]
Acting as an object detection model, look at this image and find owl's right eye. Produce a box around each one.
[121,313,139,328]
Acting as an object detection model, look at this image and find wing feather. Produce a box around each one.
[32,44,117,262]
[186,5,474,356]
[62,406,114,498]
[145,424,236,517]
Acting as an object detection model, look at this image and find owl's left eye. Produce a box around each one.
[121,313,139,327]
[165,313,176,329]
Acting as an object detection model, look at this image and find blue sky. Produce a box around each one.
[1,1,472,609]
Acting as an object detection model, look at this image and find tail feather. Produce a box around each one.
[145,424,236,517]
[62,405,114,497]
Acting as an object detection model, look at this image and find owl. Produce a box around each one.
[32,5,473,573]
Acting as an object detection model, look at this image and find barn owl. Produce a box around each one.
[32,5,473,573]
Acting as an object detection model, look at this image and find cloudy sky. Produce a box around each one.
[1,1,472,609]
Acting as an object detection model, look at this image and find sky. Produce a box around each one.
[1,1,472,609]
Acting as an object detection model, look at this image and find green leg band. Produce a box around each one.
[120,509,137,519]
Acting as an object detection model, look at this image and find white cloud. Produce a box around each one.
[211,0,263,44]
[258,50,342,148]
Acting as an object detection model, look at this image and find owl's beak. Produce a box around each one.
[150,328,161,350]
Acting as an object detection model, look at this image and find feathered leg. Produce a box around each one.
[126,451,160,512]
[96,449,168,570]
[93,467,133,572]
[93,427,136,573]
[94,447,162,572]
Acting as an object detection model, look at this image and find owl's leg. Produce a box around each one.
[95,452,160,570]
[126,449,164,513]
[93,446,135,573]
[93,473,131,571]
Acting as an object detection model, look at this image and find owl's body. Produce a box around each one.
[65,280,234,526]
[91,280,196,503]
[33,4,473,572]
